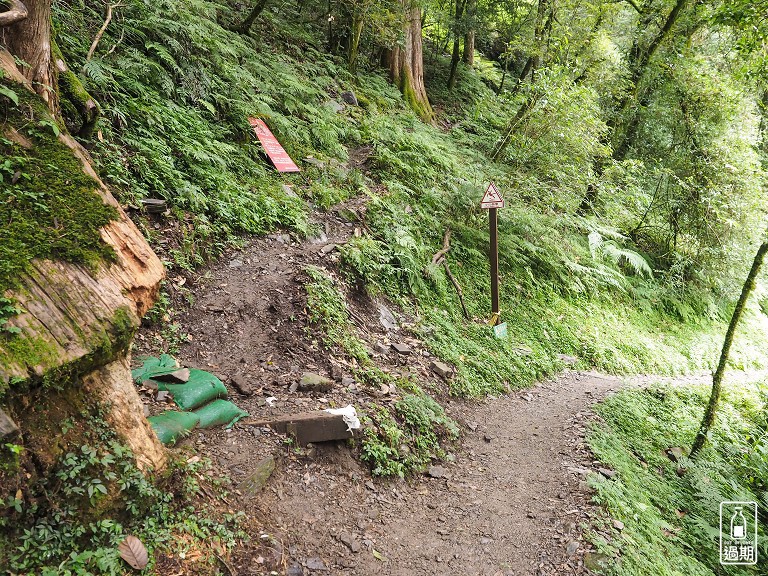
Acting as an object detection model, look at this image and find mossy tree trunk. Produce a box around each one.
[389,1,435,123]
[2,0,101,139]
[690,238,768,457]
[462,0,475,65]
[348,8,365,73]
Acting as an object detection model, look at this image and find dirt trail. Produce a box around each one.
[135,197,627,575]
[254,371,622,576]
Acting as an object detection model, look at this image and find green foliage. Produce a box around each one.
[0,412,244,575]
[361,389,459,477]
[588,382,768,575]
[0,77,117,295]
[0,297,21,335]
[304,265,370,364]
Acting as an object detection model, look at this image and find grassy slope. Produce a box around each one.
[52,0,768,399]
[588,381,768,575]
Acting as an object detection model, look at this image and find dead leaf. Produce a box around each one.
[118,535,149,569]
[372,549,387,561]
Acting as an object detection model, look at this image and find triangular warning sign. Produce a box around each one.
[480,182,504,209]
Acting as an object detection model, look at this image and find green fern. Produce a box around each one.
[589,231,653,278]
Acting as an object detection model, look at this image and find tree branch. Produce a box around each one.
[0,0,28,27]
[86,2,122,63]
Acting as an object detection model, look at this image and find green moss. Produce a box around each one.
[0,305,137,397]
[0,77,118,296]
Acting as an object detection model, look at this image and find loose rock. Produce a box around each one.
[341,90,359,106]
[430,361,452,379]
[391,342,411,355]
[230,375,254,396]
[236,456,276,496]
[0,410,19,439]
[298,372,334,393]
[427,465,448,479]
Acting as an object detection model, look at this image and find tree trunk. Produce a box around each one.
[348,9,364,73]
[462,0,475,65]
[0,51,166,475]
[690,238,768,457]
[3,0,57,113]
[235,0,269,34]
[447,0,465,90]
[389,2,434,123]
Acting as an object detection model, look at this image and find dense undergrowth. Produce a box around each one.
[48,0,768,458]
[588,380,768,574]
[0,408,244,575]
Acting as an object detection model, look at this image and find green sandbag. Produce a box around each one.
[148,411,200,445]
[153,368,227,410]
[132,354,179,383]
[193,399,249,429]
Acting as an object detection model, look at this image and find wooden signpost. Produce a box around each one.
[248,117,300,173]
[480,182,504,328]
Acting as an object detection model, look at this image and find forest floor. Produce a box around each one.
[133,197,715,575]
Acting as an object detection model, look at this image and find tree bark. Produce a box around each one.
[3,0,57,112]
[389,2,434,123]
[462,0,475,65]
[235,0,268,34]
[447,0,465,90]
[690,238,768,457]
[348,8,364,72]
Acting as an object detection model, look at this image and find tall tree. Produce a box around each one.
[389,1,435,122]
[577,0,692,214]
[690,236,768,457]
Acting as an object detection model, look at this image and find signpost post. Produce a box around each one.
[480,182,504,328]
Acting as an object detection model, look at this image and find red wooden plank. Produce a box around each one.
[248,117,301,173]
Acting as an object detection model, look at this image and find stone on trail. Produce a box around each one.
[566,540,580,555]
[0,409,19,439]
[244,411,354,445]
[612,519,625,530]
[391,342,411,355]
[236,455,276,496]
[378,304,398,331]
[427,465,448,479]
[339,532,361,553]
[430,361,453,379]
[373,342,389,355]
[230,375,255,396]
[298,372,334,393]
[304,557,328,571]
